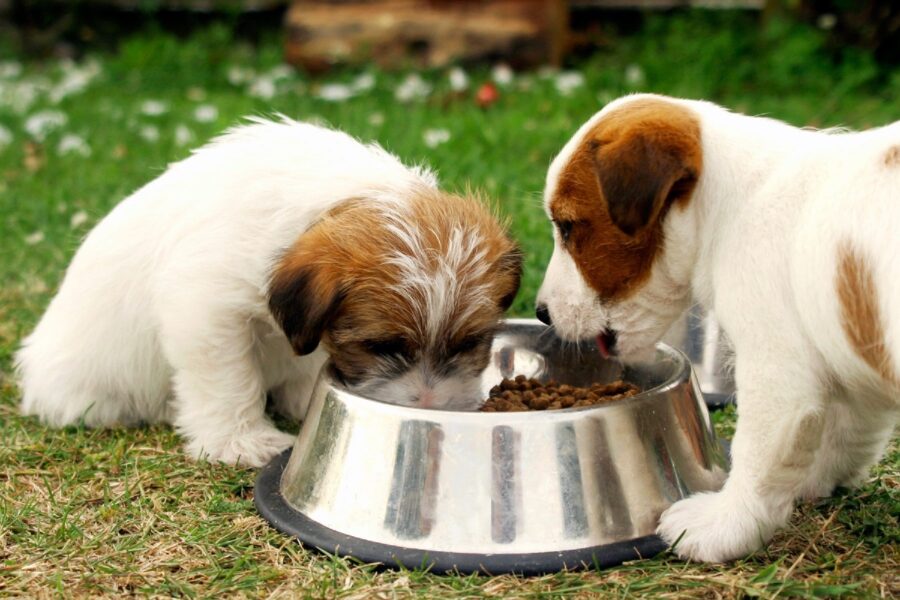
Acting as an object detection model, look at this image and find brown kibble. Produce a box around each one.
[531,396,550,410]
[480,377,640,412]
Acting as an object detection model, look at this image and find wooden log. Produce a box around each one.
[284,0,568,72]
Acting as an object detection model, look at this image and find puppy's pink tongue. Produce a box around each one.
[596,333,611,359]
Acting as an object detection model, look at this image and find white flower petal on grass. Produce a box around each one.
[423,128,450,148]
[139,125,160,142]
[394,74,431,103]
[70,210,89,229]
[141,99,168,116]
[25,110,67,141]
[351,72,375,92]
[0,61,22,79]
[368,112,385,127]
[268,64,295,81]
[0,124,12,148]
[57,134,91,157]
[817,13,837,30]
[3,81,42,115]
[50,59,101,103]
[175,124,194,146]
[624,64,645,87]
[317,83,354,102]
[193,104,218,123]
[227,65,255,86]
[25,231,45,245]
[554,71,585,96]
[492,63,514,86]
[448,67,468,92]
[248,77,276,99]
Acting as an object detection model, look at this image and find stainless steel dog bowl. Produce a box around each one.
[666,305,736,408]
[255,319,728,574]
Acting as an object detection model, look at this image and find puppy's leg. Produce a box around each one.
[162,311,294,468]
[815,397,896,493]
[657,353,826,562]
[268,348,328,422]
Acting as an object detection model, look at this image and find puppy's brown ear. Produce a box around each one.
[592,127,700,236]
[495,244,524,311]
[268,252,344,356]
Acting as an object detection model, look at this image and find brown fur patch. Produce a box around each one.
[550,97,702,300]
[884,145,900,167]
[268,186,522,386]
[836,241,897,385]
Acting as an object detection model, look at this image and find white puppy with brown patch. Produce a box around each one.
[16,117,521,468]
[536,93,899,562]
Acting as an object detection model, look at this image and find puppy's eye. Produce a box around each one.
[447,334,488,357]
[555,220,574,243]
[361,337,411,360]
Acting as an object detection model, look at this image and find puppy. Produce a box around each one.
[16,117,521,468]
[536,93,899,562]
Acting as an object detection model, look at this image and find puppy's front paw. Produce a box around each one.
[186,426,295,468]
[657,491,773,563]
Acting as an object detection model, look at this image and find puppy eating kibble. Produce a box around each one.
[536,93,899,562]
[16,117,521,467]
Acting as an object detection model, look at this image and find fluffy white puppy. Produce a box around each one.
[536,93,899,562]
[16,118,521,468]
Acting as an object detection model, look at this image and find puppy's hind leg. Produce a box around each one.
[806,392,897,494]
[657,350,827,562]
[161,308,294,468]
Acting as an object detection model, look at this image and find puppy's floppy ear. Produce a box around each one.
[494,244,524,311]
[268,248,344,356]
[591,130,699,236]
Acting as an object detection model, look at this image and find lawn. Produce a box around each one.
[1,11,898,598]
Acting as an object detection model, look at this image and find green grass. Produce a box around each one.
[1,11,898,598]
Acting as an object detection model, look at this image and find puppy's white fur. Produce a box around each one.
[538,94,900,562]
[15,117,476,468]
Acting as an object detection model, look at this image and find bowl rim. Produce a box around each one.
[316,318,694,421]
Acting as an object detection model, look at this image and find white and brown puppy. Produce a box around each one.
[536,93,899,562]
[16,117,521,468]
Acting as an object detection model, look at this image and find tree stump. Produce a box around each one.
[284,0,568,72]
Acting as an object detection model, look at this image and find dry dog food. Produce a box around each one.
[481,375,641,412]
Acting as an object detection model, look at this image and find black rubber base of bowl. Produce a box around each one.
[255,449,668,575]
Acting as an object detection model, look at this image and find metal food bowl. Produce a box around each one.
[255,319,728,574]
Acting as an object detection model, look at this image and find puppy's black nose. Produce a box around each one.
[535,304,552,325]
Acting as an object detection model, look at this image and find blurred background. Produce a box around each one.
[0,0,898,319]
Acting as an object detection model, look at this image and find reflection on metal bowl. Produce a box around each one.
[255,319,728,574]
